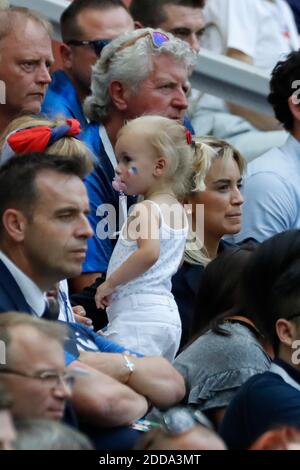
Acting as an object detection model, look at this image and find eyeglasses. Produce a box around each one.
[114,30,170,55]
[67,39,111,56]
[0,368,76,390]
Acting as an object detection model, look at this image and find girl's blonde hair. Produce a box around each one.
[0,115,94,173]
[118,115,194,198]
[185,136,246,267]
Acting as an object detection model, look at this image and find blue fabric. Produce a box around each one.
[81,123,120,274]
[183,115,195,134]
[67,322,143,356]
[220,359,300,449]
[42,70,88,130]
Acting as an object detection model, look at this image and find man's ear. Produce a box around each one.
[288,95,300,123]
[2,209,28,242]
[153,158,167,176]
[60,43,73,69]
[109,80,129,111]
[276,318,295,348]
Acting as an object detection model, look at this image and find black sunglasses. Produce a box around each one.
[67,39,111,56]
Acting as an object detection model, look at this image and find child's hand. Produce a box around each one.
[95,280,115,309]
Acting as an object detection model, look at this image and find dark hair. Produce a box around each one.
[192,244,255,338]
[268,50,300,131]
[61,0,128,43]
[0,383,12,411]
[130,0,205,28]
[0,152,90,236]
[240,230,300,354]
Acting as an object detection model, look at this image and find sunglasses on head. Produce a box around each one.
[67,38,111,56]
[115,30,170,54]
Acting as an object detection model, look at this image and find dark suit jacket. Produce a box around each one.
[0,259,32,313]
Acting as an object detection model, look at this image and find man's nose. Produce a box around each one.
[53,377,73,399]
[77,214,94,239]
[36,63,52,85]
[189,33,200,53]
[173,88,188,110]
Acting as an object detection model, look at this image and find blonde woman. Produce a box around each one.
[172,137,246,347]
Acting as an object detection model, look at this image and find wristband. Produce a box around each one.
[122,354,135,382]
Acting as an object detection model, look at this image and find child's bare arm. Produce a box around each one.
[95,202,160,309]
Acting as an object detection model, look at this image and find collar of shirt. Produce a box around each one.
[281,134,300,163]
[0,251,46,317]
[99,124,117,169]
[270,358,300,392]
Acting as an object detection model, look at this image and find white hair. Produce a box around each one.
[84,28,196,122]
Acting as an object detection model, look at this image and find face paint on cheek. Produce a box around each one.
[128,166,138,175]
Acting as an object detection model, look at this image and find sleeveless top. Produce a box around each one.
[107,200,188,302]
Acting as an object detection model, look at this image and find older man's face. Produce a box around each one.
[0,18,53,119]
[1,326,71,421]
[124,54,189,122]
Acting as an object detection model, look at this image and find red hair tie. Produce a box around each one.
[185,129,193,145]
[1,119,82,165]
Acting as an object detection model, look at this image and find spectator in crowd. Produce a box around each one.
[94,116,192,360]
[220,230,300,449]
[130,0,288,161]
[72,28,195,292]
[0,383,16,450]
[0,152,185,447]
[174,246,271,428]
[201,0,299,130]
[15,418,93,450]
[0,7,53,133]
[234,51,300,243]
[42,0,134,129]
[136,407,226,450]
[250,426,300,450]
[172,137,245,346]
[130,0,206,53]
[0,314,73,422]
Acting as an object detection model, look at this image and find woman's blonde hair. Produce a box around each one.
[185,136,246,266]
[0,115,94,173]
[118,115,194,198]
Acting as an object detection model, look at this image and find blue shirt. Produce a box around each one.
[220,359,300,449]
[234,135,300,243]
[81,123,120,274]
[42,70,88,130]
